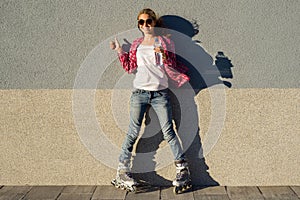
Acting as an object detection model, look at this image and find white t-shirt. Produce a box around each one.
[133,44,168,91]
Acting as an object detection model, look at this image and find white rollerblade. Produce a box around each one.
[111,162,137,192]
[172,160,192,194]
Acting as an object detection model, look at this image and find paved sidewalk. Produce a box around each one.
[0,185,299,200]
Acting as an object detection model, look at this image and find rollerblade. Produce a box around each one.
[111,162,137,192]
[172,160,192,194]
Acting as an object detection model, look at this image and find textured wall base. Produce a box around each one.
[1,89,299,186]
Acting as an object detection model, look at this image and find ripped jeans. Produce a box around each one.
[119,88,185,164]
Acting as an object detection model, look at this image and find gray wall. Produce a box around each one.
[1,0,299,89]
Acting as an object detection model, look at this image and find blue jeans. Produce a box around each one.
[119,88,185,164]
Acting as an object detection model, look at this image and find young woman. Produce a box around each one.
[110,8,191,193]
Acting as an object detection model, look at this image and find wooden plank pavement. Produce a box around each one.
[0,185,299,200]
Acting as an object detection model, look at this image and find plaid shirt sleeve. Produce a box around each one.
[117,38,141,74]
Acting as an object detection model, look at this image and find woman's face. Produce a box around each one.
[138,14,156,34]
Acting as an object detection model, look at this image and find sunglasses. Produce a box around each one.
[138,18,153,26]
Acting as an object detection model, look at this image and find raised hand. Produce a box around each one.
[110,37,122,53]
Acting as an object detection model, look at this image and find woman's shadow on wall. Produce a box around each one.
[130,15,233,192]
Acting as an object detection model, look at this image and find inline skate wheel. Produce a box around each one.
[124,185,136,193]
[173,184,192,194]
[173,186,183,194]
[130,185,137,193]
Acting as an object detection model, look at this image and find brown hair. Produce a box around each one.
[137,8,158,22]
[136,8,163,34]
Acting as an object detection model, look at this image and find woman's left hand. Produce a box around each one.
[154,47,166,60]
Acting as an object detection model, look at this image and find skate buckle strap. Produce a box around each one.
[176,166,186,171]
[175,162,189,174]
[125,172,133,179]
[176,162,188,169]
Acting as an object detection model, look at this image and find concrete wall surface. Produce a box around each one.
[1,0,299,185]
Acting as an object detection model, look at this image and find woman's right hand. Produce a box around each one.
[110,37,122,53]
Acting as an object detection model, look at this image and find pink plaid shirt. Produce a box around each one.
[118,36,190,88]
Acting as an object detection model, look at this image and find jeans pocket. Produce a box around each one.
[158,89,169,97]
